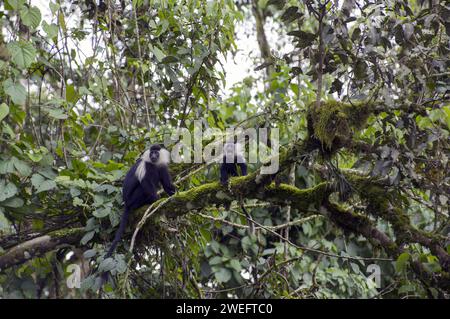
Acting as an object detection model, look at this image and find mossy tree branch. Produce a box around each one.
[323,201,450,292]
[1,101,447,295]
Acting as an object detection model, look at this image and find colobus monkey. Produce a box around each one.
[220,141,248,185]
[220,141,253,232]
[105,144,175,258]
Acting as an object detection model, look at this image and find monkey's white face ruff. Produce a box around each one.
[224,142,245,164]
[156,148,171,166]
[135,148,171,182]
[136,150,150,182]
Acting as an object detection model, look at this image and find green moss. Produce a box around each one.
[348,177,446,246]
[175,182,220,201]
[309,100,373,150]
[265,182,329,207]
[48,227,84,238]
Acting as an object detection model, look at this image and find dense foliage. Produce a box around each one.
[0,0,449,298]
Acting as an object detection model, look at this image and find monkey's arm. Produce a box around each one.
[159,167,176,196]
[238,162,247,176]
[122,163,140,201]
[139,177,160,202]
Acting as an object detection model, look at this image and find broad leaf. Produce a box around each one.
[66,84,79,104]
[214,267,231,283]
[0,103,9,122]
[7,41,36,69]
[6,0,26,10]
[81,230,96,245]
[152,46,165,62]
[3,79,27,105]
[31,173,56,193]
[20,6,41,29]
[2,197,24,208]
[42,21,59,40]
[13,158,32,177]
[0,180,18,202]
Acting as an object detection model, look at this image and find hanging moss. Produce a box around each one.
[307,100,374,153]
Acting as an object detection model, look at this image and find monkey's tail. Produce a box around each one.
[100,207,130,288]
[105,207,130,258]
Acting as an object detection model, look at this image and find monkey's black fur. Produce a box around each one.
[105,144,175,258]
[220,143,248,185]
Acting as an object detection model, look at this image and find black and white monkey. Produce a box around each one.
[219,141,254,232]
[105,144,176,258]
[220,141,248,185]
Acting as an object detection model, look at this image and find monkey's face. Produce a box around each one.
[149,150,160,163]
[224,143,235,157]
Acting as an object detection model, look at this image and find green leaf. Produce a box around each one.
[7,41,36,69]
[423,262,441,273]
[20,6,42,29]
[31,173,56,193]
[80,230,95,245]
[38,180,57,193]
[209,256,222,266]
[241,236,253,252]
[228,259,242,272]
[199,228,212,242]
[58,12,66,33]
[0,103,9,122]
[30,174,44,188]
[42,21,59,40]
[267,0,286,9]
[210,240,221,253]
[0,159,15,174]
[6,0,26,10]
[3,79,27,105]
[288,30,316,49]
[0,180,18,202]
[2,197,24,208]
[395,252,410,273]
[13,158,32,177]
[214,267,232,283]
[93,207,111,218]
[115,257,127,273]
[49,2,60,15]
[442,105,450,130]
[132,0,145,9]
[66,84,79,104]
[47,108,68,119]
[98,257,116,272]
[83,249,97,259]
[398,284,415,294]
[161,56,178,64]
[281,6,302,23]
[73,197,84,206]
[27,152,43,162]
[0,210,11,230]
[151,46,165,62]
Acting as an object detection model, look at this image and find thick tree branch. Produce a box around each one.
[0,228,83,270]
[323,201,450,292]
